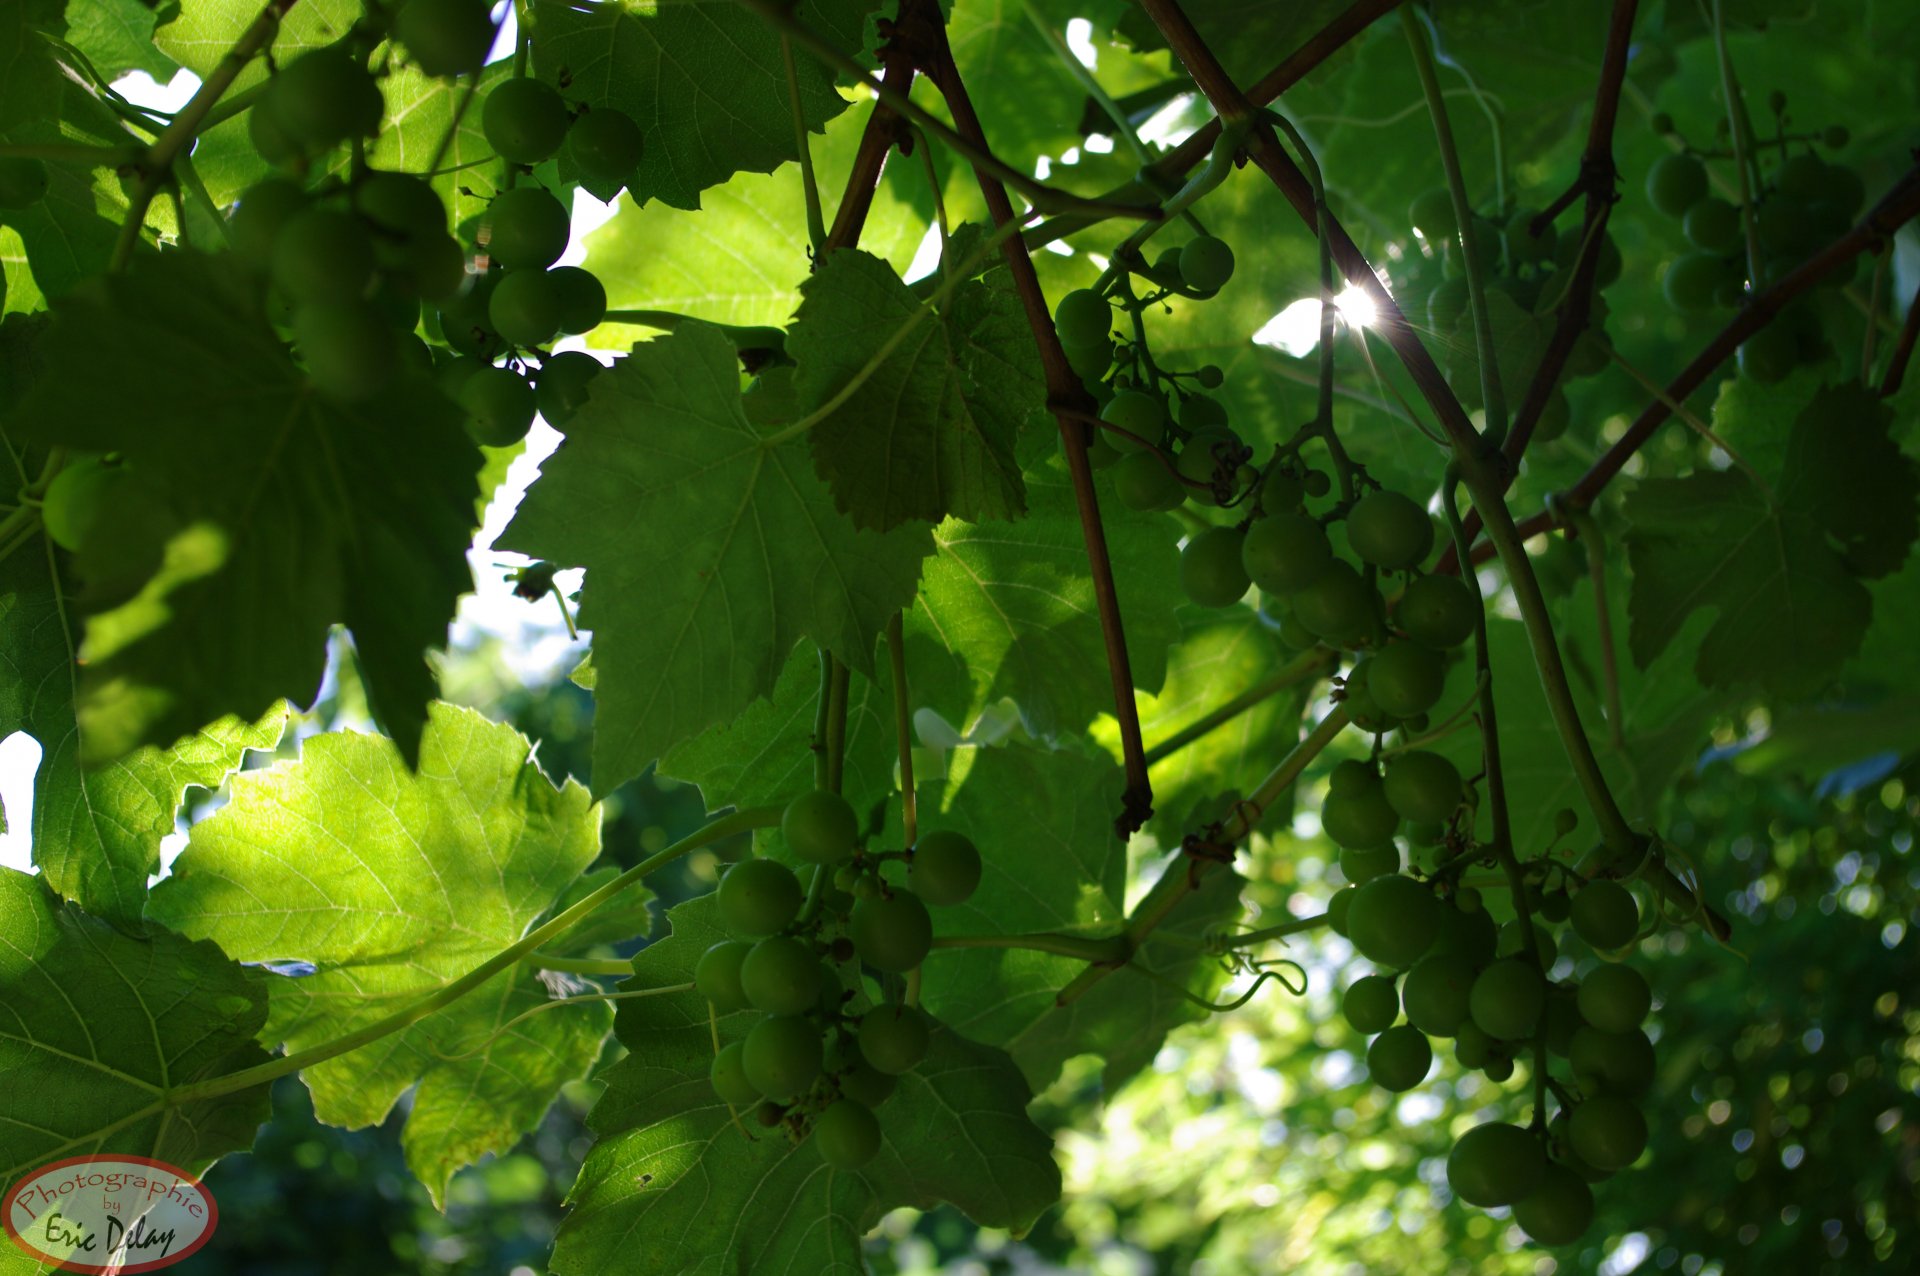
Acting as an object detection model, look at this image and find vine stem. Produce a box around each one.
[1880,283,1920,396]
[734,0,1156,223]
[1402,5,1508,443]
[886,613,916,846]
[1054,704,1353,1007]
[823,50,918,252]
[110,0,298,271]
[908,0,1154,834]
[930,932,1128,962]
[150,806,782,1113]
[1141,648,1335,768]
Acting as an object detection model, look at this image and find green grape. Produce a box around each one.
[1757,197,1818,258]
[483,186,571,269]
[435,274,502,357]
[1577,963,1651,1032]
[228,177,310,267]
[1102,388,1165,451]
[1347,490,1434,569]
[536,350,604,427]
[1338,842,1400,886]
[741,1015,824,1101]
[694,940,752,1011]
[1568,1095,1647,1171]
[1367,1025,1432,1092]
[1395,574,1476,648]
[753,1100,786,1128]
[858,1005,930,1074]
[1453,1022,1494,1069]
[740,935,822,1015]
[1482,1054,1516,1083]
[1409,187,1458,242]
[1241,512,1332,595]
[1053,288,1110,346]
[1544,985,1583,1056]
[1433,904,1497,968]
[1292,561,1377,647]
[1382,751,1463,823]
[1538,889,1572,923]
[1179,526,1251,608]
[1326,885,1356,937]
[1663,251,1730,312]
[1112,451,1186,512]
[1738,321,1798,383]
[1497,919,1559,967]
[1470,959,1545,1040]
[0,157,49,209]
[455,364,537,447]
[813,1099,881,1169]
[271,207,376,306]
[1346,876,1440,968]
[1505,208,1556,265]
[1367,641,1444,718]
[1776,152,1828,202]
[1177,428,1245,504]
[488,268,564,347]
[709,1041,762,1107]
[1178,235,1236,292]
[1328,759,1374,795]
[1823,124,1850,150]
[1322,766,1400,850]
[910,830,981,906]
[1646,153,1708,218]
[716,858,803,938]
[1342,974,1400,1033]
[1682,196,1742,254]
[356,172,446,257]
[41,458,134,553]
[406,233,468,303]
[1447,1122,1545,1207]
[1401,953,1476,1037]
[1260,467,1305,513]
[1513,1163,1595,1245]
[271,50,383,149]
[782,789,858,865]
[483,77,571,166]
[293,301,400,402]
[568,108,646,184]
[1569,1025,1655,1097]
[837,1056,898,1108]
[246,90,303,168]
[1178,393,1228,430]
[1063,337,1112,381]
[394,0,497,78]
[1571,879,1639,949]
[850,892,933,972]
[1426,277,1470,332]
[549,265,607,334]
[1196,364,1224,388]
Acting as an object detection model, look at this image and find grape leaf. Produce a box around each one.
[582,104,927,340]
[531,0,878,209]
[1623,381,1914,696]
[0,866,275,1183]
[659,643,899,819]
[154,0,359,83]
[788,247,1042,530]
[66,0,179,81]
[6,251,478,768]
[0,0,143,295]
[500,323,930,797]
[905,458,1177,740]
[551,895,1060,1276]
[146,704,612,1206]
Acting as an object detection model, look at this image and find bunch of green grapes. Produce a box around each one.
[1327,805,1657,1246]
[1642,101,1863,383]
[1392,187,1624,442]
[697,791,983,1169]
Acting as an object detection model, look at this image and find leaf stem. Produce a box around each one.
[782,34,828,253]
[1403,5,1507,443]
[1142,648,1334,768]
[160,805,781,1109]
[1024,10,1153,170]
[525,953,634,975]
[1710,0,1764,290]
[0,142,141,165]
[930,932,1129,962]
[1220,911,1331,948]
[886,613,917,846]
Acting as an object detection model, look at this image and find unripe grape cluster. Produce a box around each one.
[697,790,982,1170]
[1639,99,1864,383]
[213,27,647,441]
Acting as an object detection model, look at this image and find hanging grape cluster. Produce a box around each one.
[697,791,983,1169]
